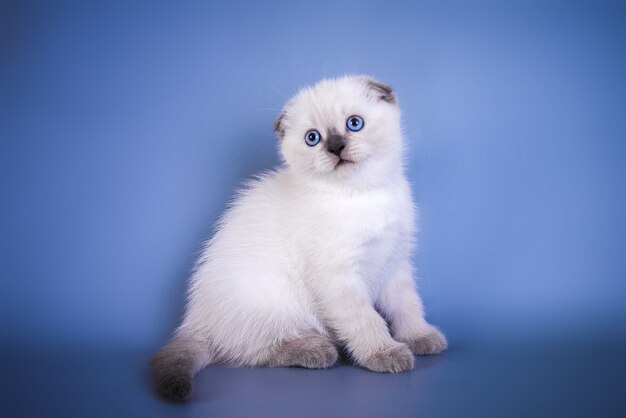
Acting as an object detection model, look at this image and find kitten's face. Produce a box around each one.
[275,76,404,188]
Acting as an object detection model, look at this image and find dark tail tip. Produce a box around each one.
[149,346,194,402]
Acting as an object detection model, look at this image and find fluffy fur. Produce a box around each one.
[150,75,447,401]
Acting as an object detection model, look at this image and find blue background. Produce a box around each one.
[1,1,625,417]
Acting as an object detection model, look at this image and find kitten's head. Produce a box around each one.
[274,76,404,189]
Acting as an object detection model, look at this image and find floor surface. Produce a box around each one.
[3,331,625,418]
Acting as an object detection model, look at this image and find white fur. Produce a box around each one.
[173,75,444,370]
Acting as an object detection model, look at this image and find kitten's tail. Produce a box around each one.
[149,335,211,402]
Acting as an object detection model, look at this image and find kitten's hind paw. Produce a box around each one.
[361,343,414,373]
[267,336,338,369]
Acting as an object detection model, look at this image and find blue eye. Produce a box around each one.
[346,115,364,132]
[305,129,321,146]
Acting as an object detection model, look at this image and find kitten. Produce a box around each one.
[150,75,447,401]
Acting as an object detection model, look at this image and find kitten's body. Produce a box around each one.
[182,168,414,365]
[151,76,447,401]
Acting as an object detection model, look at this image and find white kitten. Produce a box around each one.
[150,75,447,401]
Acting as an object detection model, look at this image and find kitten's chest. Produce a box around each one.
[332,194,398,238]
[302,188,411,262]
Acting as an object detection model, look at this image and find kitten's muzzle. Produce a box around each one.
[326,133,346,158]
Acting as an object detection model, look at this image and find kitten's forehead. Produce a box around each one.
[289,77,370,127]
[274,75,397,139]
[296,77,368,110]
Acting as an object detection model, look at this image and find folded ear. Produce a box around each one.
[273,111,286,139]
[363,77,397,105]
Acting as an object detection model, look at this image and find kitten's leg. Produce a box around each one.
[265,335,338,369]
[149,334,212,402]
[313,272,414,373]
[377,260,447,355]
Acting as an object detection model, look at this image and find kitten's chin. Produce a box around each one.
[333,158,356,170]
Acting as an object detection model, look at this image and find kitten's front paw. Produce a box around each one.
[361,343,414,373]
[406,326,448,355]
